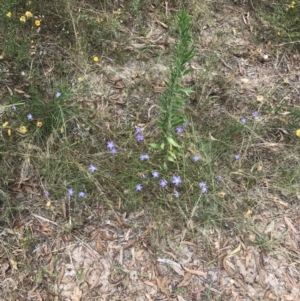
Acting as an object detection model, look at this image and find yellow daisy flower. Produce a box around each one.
[97,17,103,23]
[20,16,26,22]
[2,121,8,127]
[19,126,27,134]
[35,19,41,26]
[7,129,12,137]
[6,12,12,18]
[93,56,99,62]
[296,129,300,137]
[36,120,43,127]
[25,11,33,18]
[78,77,83,82]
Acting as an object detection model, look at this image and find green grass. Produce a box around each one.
[1,0,300,257]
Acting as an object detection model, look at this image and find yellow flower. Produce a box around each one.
[59,127,64,133]
[296,129,300,137]
[20,16,26,22]
[36,120,43,127]
[277,31,281,36]
[6,12,12,18]
[25,11,33,18]
[2,121,8,127]
[93,56,99,62]
[35,19,41,26]
[78,76,83,82]
[19,126,27,134]
[7,129,12,136]
[97,17,103,23]
[218,191,226,198]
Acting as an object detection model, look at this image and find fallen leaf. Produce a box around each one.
[72,287,83,301]
[144,280,158,288]
[135,249,144,260]
[177,272,192,287]
[227,244,241,257]
[241,78,249,83]
[177,296,186,301]
[284,217,298,234]
[96,237,104,255]
[9,259,18,270]
[182,266,206,276]
[170,264,185,276]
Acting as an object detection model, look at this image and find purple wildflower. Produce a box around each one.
[107,141,115,150]
[140,154,149,161]
[11,105,16,111]
[135,184,143,191]
[135,126,142,133]
[68,188,74,196]
[234,154,241,160]
[172,175,182,186]
[199,182,207,194]
[176,126,184,134]
[159,179,167,188]
[193,155,200,162]
[136,134,144,142]
[44,190,50,197]
[217,176,223,182]
[27,113,33,120]
[110,148,117,155]
[174,190,179,198]
[55,92,61,98]
[152,171,159,178]
[78,191,86,198]
[252,112,259,118]
[241,117,247,124]
[88,164,98,173]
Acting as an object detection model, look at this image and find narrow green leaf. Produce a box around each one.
[167,156,175,162]
[167,136,181,148]
[149,143,161,149]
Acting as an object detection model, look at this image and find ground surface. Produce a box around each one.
[1,1,300,300]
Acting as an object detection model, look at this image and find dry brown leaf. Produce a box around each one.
[35,290,43,301]
[135,249,144,260]
[177,296,186,301]
[177,272,192,287]
[96,237,104,255]
[72,287,83,301]
[145,293,154,301]
[182,266,207,277]
[284,217,298,234]
[9,259,18,270]
[144,280,158,288]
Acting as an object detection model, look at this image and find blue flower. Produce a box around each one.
[193,155,200,162]
[199,182,207,194]
[27,113,33,120]
[252,112,259,118]
[78,191,86,198]
[11,105,16,111]
[140,154,149,161]
[55,92,61,98]
[44,190,50,197]
[88,164,98,173]
[176,126,184,134]
[68,188,74,196]
[135,184,143,191]
[172,175,181,186]
[234,154,241,160]
[174,190,179,198]
[241,117,247,124]
[159,179,167,188]
[136,134,144,142]
[152,171,159,178]
[110,148,117,154]
[107,141,115,150]
[217,176,223,182]
[135,126,142,133]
